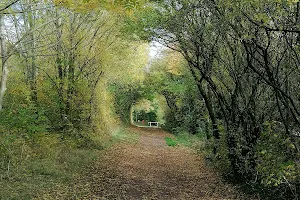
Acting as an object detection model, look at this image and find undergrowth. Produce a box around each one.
[112,128,139,144]
[0,126,124,199]
[165,131,206,150]
[165,137,178,146]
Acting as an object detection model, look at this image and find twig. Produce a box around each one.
[0,0,20,12]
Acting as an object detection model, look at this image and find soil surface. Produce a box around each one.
[65,127,250,199]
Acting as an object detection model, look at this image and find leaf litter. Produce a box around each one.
[46,127,255,199]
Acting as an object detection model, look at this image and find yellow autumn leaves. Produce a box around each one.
[53,0,147,12]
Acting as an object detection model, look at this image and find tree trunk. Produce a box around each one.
[66,13,76,125]
[188,66,220,141]
[55,9,66,129]
[27,1,38,103]
[0,15,9,111]
[196,80,220,154]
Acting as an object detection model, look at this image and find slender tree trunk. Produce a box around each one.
[186,64,220,154]
[0,15,9,111]
[27,1,38,103]
[196,80,220,154]
[55,9,66,129]
[88,71,103,124]
[188,66,220,140]
[66,13,75,125]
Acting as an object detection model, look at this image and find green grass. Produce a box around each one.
[165,131,206,150]
[165,137,178,147]
[112,128,139,144]
[0,131,100,199]
[0,126,142,199]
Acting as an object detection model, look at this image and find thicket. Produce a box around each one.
[143,51,206,134]
[133,110,157,122]
[1,0,300,198]
[129,0,300,199]
[109,83,142,124]
[0,0,148,198]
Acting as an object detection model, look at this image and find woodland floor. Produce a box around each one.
[48,126,251,199]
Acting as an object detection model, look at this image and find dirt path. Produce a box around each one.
[71,127,247,199]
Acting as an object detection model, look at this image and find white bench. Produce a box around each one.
[148,122,159,127]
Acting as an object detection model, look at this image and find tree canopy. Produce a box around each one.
[0,0,299,199]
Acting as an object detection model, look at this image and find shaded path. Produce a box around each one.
[72,127,247,199]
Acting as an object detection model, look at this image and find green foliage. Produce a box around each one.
[175,131,206,149]
[109,83,142,124]
[165,137,177,147]
[122,4,163,40]
[133,0,300,199]
[144,52,205,135]
[205,127,231,174]
[0,0,151,198]
[53,0,147,11]
[111,128,139,144]
[1,0,299,199]
[0,129,99,199]
[134,109,157,122]
[0,104,49,135]
[256,122,299,191]
[165,131,206,150]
